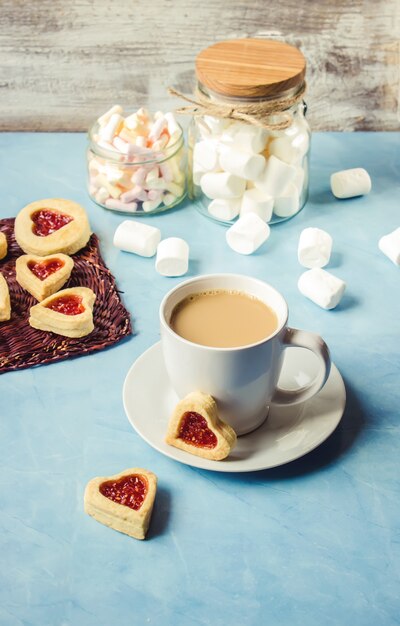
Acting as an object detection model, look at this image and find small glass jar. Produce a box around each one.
[87,117,186,215]
[188,39,310,225]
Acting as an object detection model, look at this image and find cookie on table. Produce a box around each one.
[29,286,95,338]
[84,468,157,540]
[14,198,91,256]
[0,232,7,260]
[0,273,11,321]
[166,391,237,460]
[16,253,74,301]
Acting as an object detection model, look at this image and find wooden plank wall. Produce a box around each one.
[0,0,399,131]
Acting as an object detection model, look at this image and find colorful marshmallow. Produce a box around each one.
[88,106,186,213]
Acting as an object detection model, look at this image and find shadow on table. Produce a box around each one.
[232,377,365,482]
[261,377,363,480]
[148,486,171,539]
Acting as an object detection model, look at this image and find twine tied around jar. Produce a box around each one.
[168,83,306,131]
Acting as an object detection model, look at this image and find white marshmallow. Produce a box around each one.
[142,198,162,212]
[163,193,178,207]
[160,162,173,182]
[193,163,206,185]
[121,186,148,203]
[298,228,333,268]
[330,168,371,199]
[193,140,219,171]
[164,112,181,137]
[268,137,299,165]
[203,115,230,134]
[94,187,109,204]
[131,167,148,186]
[219,147,266,181]
[291,129,310,157]
[240,188,274,222]
[292,166,305,194]
[255,155,297,197]
[149,116,167,141]
[221,122,268,154]
[273,183,300,218]
[298,268,346,310]
[97,105,123,126]
[378,227,400,265]
[226,213,270,255]
[105,199,138,212]
[156,238,189,276]
[113,220,161,257]
[200,172,246,200]
[99,113,123,142]
[208,198,241,221]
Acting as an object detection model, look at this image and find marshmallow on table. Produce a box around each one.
[378,227,400,266]
[219,147,265,181]
[298,268,346,310]
[330,168,371,199]
[255,155,297,198]
[240,188,274,222]
[113,220,161,257]
[298,228,333,268]
[273,183,300,218]
[208,198,241,221]
[156,238,189,276]
[200,172,246,200]
[226,213,270,255]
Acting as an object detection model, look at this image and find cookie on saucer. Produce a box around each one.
[165,391,237,460]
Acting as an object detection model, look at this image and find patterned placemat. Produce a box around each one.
[0,218,132,373]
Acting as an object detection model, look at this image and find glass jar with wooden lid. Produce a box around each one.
[185,39,310,225]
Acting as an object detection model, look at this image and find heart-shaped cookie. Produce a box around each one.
[14,198,91,256]
[16,253,74,301]
[0,273,11,321]
[84,468,157,540]
[165,391,237,460]
[29,286,96,337]
[0,232,7,260]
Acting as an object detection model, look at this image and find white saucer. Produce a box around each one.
[122,342,346,473]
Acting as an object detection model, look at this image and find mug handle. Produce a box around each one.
[271,327,331,405]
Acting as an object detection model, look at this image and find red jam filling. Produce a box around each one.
[31,209,73,237]
[46,294,84,316]
[99,475,148,510]
[28,258,65,281]
[178,411,218,448]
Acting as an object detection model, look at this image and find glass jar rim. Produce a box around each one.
[87,117,184,165]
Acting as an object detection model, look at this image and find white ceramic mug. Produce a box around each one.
[160,274,331,435]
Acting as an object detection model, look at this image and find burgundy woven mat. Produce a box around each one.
[0,218,132,373]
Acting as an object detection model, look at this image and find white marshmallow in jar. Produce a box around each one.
[185,39,310,224]
[87,106,186,215]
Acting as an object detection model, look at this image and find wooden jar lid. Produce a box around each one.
[196,39,306,99]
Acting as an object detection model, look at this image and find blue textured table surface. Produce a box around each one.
[1,132,399,626]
